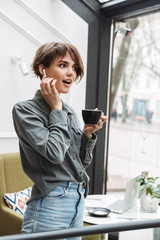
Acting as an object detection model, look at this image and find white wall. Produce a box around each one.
[0,0,88,153]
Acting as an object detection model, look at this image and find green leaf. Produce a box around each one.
[152,192,160,199]
[146,188,152,195]
[148,177,154,180]
[148,179,155,184]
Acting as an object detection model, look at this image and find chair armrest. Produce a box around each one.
[2,205,23,221]
[0,205,23,235]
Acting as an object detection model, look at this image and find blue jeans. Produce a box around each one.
[21,182,85,240]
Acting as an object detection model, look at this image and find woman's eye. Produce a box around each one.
[73,66,78,71]
[59,64,65,68]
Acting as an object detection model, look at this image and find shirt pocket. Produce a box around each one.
[70,126,82,150]
[71,126,82,135]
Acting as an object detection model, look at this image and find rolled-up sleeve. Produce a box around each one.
[12,103,70,164]
[80,133,97,169]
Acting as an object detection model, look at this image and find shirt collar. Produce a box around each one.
[33,90,73,115]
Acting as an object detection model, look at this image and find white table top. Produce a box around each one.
[84,194,160,225]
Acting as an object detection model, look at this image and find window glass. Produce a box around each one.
[107,11,160,195]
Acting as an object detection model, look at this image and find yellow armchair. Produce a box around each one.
[0,153,33,236]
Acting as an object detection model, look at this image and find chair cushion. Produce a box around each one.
[4,187,32,215]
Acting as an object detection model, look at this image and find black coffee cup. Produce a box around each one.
[82,109,102,125]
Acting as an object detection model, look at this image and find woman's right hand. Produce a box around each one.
[40,76,62,111]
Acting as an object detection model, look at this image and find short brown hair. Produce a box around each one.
[32,42,84,83]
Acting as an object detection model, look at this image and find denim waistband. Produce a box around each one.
[58,181,86,190]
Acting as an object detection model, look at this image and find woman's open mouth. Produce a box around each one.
[62,80,72,86]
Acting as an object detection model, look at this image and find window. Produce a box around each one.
[107,11,160,194]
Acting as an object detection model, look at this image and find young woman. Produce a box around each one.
[12,42,107,239]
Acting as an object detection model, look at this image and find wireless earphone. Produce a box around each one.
[43,69,47,77]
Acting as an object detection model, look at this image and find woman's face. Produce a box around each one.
[45,51,77,94]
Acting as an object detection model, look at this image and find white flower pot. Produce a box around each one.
[140,192,158,212]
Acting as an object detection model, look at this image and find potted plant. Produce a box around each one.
[137,171,160,212]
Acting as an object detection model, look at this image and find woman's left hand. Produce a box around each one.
[83,111,108,139]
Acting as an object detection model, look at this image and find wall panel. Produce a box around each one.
[0,0,88,153]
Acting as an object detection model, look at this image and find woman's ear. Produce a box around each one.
[39,64,45,76]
